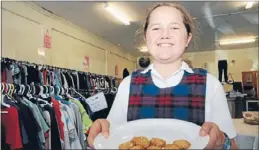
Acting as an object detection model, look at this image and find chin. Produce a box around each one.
[156,58,174,64]
[156,56,180,63]
[158,55,174,61]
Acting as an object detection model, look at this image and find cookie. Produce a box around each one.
[119,141,134,149]
[130,145,144,149]
[147,145,162,149]
[150,138,166,147]
[173,139,191,149]
[163,144,181,150]
[131,136,150,148]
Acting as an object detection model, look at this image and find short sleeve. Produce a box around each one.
[206,73,237,139]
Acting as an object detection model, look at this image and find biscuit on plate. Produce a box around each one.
[131,136,150,148]
[130,145,144,149]
[163,144,181,150]
[150,138,166,147]
[173,139,191,149]
[146,145,162,149]
[119,141,134,149]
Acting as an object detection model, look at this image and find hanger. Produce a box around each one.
[62,87,71,100]
[39,85,48,99]
[11,84,15,96]
[70,87,85,99]
[54,86,58,95]
[1,83,11,107]
[44,85,50,97]
[1,86,10,108]
[1,83,4,94]
[32,85,36,95]
[49,86,54,96]
[19,85,24,95]
[23,85,29,95]
[65,87,71,98]
[25,85,33,99]
[111,87,118,94]
[6,84,10,95]
[54,86,64,99]
[3,83,8,95]
[56,86,60,95]
[60,87,63,95]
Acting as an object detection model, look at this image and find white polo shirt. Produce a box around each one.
[107,61,237,139]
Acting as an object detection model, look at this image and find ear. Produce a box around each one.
[186,33,192,47]
[143,34,146,41]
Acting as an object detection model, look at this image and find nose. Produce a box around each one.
[161,28,170,39]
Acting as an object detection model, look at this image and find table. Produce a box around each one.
[232,119,259,149]
[233,119,258,136]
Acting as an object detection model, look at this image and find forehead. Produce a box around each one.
[149,6,184,23]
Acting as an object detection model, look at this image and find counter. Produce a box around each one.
[233,119,259,149]
[233,119,258,136]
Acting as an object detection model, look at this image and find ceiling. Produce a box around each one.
[33,1,259,56]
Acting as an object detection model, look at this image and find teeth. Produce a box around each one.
[158,44,173,47]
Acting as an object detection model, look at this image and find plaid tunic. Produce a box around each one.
[127,68,207,126]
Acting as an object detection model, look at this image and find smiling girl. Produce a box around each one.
[88,3,238,149]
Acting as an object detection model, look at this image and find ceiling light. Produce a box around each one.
[104,4,130,25]
[219,37,256,45]
[245,1,254,9]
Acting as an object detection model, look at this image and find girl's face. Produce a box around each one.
[145,6,192,64]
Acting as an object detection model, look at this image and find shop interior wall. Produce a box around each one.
[183,47,258,82]
[1,2,137,78]
[139,47,258,82]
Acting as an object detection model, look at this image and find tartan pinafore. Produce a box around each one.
[127,68,207,126]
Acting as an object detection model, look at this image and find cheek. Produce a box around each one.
[146,33,156,44]
[146,33,157,51]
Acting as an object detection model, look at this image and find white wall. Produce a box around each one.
[1,2,137,78]
[183,47,259,81]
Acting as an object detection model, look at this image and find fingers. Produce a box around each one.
[200,122,213,136]
[88,120,102,148]
[99,119,110,138]
[87,119,110,148]
[205,126,218,149]
[215,131,226,148]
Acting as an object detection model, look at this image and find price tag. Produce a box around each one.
[84,92,108,113]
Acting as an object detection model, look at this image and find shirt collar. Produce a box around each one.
[141,61,194,77]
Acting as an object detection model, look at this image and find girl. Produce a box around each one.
[88,3,237,149]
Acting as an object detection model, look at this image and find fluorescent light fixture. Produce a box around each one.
[140,46,148,52]
[219,37,256,45]
[104,4,130,25]
[246,1,254,9]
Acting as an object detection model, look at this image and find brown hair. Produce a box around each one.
[143,2,196,37]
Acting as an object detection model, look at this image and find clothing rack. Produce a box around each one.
[1,57,116,78]
[1,57,120,149]
[1,57,119,119]
[1,57,119,94]
[1,82,82,97]
[1,80,94,150]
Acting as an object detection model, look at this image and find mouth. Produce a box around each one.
[157,43,174,47]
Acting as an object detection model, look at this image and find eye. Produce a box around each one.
[152,28,160,31]
[171,27,179,30]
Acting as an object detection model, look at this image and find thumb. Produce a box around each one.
[200,128,207,136]
[200,122,213,136]
[99,119,110,138]
[87,119,110,148]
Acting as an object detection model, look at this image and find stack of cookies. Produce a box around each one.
[119,136,191,149]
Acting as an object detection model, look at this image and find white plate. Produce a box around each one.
[94,119,209,149]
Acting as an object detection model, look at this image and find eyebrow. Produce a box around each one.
[149,22,182,27]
